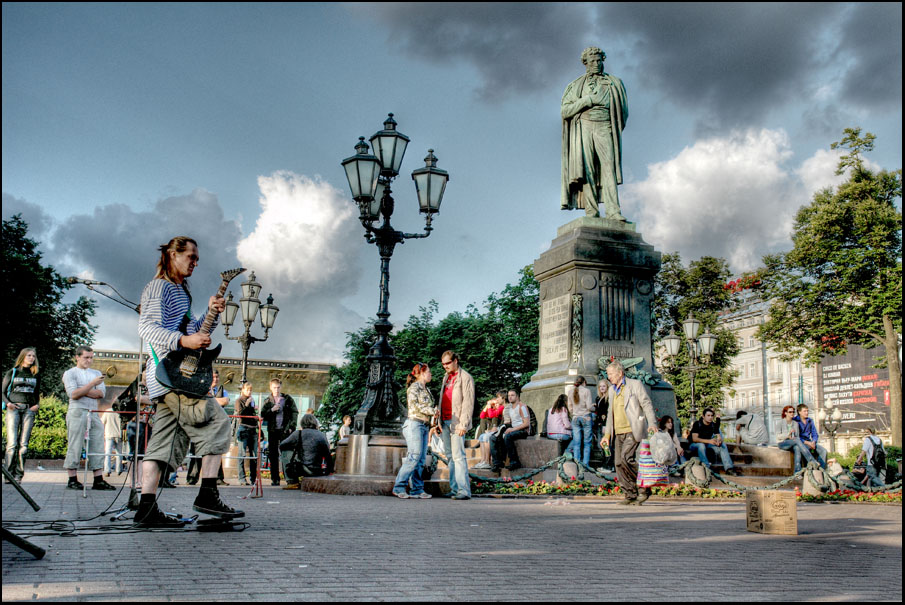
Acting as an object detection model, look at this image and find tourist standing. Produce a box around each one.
[392,363,438,498]
[565,375,594,466]
[439,351,475,500]
[3,347,41,483]
[601,361,657,505]
[234,381,258,486]
[62,346,116,491]
[261,378,298,486]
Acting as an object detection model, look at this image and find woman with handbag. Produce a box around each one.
[3,347,41,483]
[392,363,438,499]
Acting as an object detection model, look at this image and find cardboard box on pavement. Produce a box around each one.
[746,489,797,535]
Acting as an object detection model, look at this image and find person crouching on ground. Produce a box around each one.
[280,414,333,489]
[392,363,438,499]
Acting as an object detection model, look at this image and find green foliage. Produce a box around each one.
[318,266,540,429]
[757,128,902,445]
[2,215,97,400]
[653,253,740,424]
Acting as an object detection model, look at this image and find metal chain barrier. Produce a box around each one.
[423,445,903,495]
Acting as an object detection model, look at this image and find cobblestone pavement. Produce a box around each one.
[2,471,901,601]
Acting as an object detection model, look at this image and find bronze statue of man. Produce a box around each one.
[561,47,629,220]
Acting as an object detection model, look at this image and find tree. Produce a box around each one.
[2,215,97,400]
[653,253,740,424]
[758,128,903,445]
[317,266,540,429]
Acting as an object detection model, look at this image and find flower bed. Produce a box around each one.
[796,489,902,504]
[471,479,901,503]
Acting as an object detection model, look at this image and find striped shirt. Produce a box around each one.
[138,278,213,399]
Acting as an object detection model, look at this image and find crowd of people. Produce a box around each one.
[1,234,892,517]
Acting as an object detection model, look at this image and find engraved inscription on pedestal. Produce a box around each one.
[540,294,571,366]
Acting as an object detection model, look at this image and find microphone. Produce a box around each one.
[66,277,106,286]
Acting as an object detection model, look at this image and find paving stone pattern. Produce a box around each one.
[2,471,902,601]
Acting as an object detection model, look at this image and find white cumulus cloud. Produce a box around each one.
[622,128,842,272]
[235,171,366,362]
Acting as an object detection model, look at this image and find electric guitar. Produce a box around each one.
[155,267,246,398]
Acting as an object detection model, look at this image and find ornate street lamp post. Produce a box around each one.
[341,113,449,435]
[818,401,844,454]
[663,312,717,424]
[220,271,280,384]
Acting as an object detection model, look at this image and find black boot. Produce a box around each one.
[193,487,245,519]
[134,498,184,528]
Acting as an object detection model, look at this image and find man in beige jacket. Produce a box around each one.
[439,351,475,500]
[601,360,657,505]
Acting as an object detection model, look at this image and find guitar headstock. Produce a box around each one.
[221,267,247,284]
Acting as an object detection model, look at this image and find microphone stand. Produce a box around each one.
[69,280,144,517]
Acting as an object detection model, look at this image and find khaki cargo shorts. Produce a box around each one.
[143,391,231,472]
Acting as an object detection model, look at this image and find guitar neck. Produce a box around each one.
[197,280,231,336]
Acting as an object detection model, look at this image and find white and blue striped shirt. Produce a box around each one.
[138,279,214,399]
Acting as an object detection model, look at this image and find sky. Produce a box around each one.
[3,2,902,364]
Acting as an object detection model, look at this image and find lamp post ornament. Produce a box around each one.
[220,271,280,384]
[342,114,449,436]
[663,312,717,424]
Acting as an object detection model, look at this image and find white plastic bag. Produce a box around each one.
[649,431,678,466]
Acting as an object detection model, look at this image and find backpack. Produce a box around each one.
[527,406,538,437]
[868,436,886,472]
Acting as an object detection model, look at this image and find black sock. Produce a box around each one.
[200,477,217,489]
[93,476,105,485]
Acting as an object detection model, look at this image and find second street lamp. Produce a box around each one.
[663,312,717,425]
[220,271,280,384]
[341,113,449,436]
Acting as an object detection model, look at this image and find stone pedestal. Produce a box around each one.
[521,217,677,424]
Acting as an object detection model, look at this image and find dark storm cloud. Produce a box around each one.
[367,2,595,100]
[599,3,843,134]
[2,193,54,240]
[835,3,903,111]
[51,189,242,303]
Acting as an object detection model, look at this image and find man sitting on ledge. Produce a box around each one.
[491,389,530,473]
[690,407,741,476]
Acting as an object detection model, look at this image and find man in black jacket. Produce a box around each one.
[260,378,297,486]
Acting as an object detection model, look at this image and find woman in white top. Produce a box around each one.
[564,376,594,466]
[491,390,530,472]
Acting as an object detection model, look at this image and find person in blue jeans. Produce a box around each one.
[690,407,741,476]
[775,405,817,472]
[565,376,595,466]
[3,348,41,483]
[393,363,438,499]
[793,404,827,469]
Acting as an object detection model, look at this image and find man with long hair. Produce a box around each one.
[134,236,240,527]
